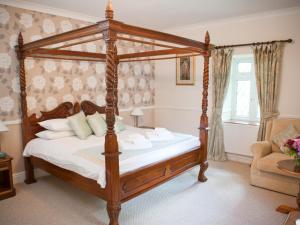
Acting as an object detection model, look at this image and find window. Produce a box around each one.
[223,55,260,123]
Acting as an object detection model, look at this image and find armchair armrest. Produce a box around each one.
[251,141,272,160]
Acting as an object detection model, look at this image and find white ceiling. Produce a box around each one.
[18,0,300,29]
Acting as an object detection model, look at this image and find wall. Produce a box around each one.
[155,8,300,158]
[0,4,155,173]
[0,4,155,121]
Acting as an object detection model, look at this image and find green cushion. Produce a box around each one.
[101,114,126,133]
[115,116,126,132]
[86,112,107,137]
[68,112,92,139]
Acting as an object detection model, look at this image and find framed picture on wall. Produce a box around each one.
[176,55,195,85]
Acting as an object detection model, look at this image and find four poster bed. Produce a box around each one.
[16,1,212,225]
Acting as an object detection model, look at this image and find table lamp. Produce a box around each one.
[131,108,144,127]
[0,120,8,158]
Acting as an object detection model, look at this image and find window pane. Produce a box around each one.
[236,81,250,117]
[238,63,252,73]
[257,105,261,119]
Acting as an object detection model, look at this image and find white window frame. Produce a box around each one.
[224,54,260,123]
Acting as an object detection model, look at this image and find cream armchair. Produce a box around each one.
[250,118,300,196]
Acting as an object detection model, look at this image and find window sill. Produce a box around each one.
[223,120,260,126]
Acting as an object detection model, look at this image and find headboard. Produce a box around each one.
[23,100,118,145]
[23,102,78,145]
[81,100,119,116]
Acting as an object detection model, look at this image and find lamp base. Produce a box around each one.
[0,151,6,158]
[133,116,139,127]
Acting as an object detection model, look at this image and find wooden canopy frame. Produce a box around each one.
[16,1,212,225]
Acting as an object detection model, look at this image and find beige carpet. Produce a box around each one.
[0,161,295,225]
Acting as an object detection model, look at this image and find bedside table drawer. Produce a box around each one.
[0,161,11,170]
[0,155,15,200]
[0,166,10,172]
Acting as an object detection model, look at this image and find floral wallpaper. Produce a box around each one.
[0,4,155,121]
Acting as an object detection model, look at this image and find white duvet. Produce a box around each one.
[23,126,200,187]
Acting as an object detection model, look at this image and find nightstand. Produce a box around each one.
[0,155,15,200]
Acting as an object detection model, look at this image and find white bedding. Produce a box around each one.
[23,126,200,187]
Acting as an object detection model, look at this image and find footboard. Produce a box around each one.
[120,148,200,202]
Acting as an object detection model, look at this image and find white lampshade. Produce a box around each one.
[131,108,144,117]
[0,121,8,132]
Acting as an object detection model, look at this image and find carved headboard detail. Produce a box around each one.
[24,102,76,144]
[81,100,119,115]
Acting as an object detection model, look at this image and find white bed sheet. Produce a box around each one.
[23,126,200,187]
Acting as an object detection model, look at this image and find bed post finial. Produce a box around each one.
[198,30,210,183]
[205,31,210,45]
[105,0,114,19]
[17,33,24,61]
[18,32,23,46]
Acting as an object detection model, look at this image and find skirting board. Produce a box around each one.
[13,153,252,184]
[226,152,252,164]
[13,169,49,184]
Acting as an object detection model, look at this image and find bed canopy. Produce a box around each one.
[16,1,212,225]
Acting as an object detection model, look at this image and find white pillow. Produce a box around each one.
[39,119,72,131]
[36,130,75,140]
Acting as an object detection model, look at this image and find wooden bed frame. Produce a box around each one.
[15,1,212,225]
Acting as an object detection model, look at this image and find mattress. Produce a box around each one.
[23,126,200,187]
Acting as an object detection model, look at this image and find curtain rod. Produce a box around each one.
[214,39,292,49]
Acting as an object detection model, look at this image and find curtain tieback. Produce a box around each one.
[262,112,279,120]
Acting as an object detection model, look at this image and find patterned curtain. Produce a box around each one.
[208,48,233,161]
[253,43,282,141]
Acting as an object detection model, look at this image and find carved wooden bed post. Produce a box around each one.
[103,1,121,225]
[198,31,210,182]
[114,45,119,115]
[17,33,36,184]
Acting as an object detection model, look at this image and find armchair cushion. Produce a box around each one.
[251,141,272,159]
[256,153,300,179]
[271,125,299,151]
[269,119,300,152]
